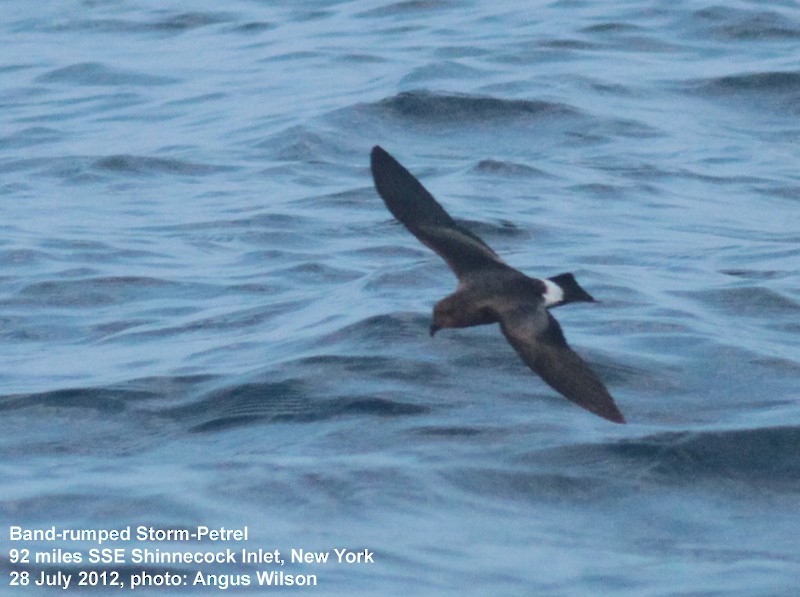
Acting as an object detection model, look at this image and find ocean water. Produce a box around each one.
[2,1,799,595]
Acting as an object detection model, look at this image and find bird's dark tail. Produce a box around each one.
[547,273,596,306]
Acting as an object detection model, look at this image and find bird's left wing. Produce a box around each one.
[498,306,626,424]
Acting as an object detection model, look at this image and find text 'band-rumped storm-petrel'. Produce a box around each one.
[370,146,626,424]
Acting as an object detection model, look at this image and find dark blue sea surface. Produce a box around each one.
[2,1,799,595]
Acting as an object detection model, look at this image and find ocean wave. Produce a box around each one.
[0,387,135,414]
[605,426,800,488]
[473,159,550,177]
[94,155,231,176]
[7,276,203,309]
[42,11,234,34]
[0,126,64,149]
[467,425,800,500]
[697,71,800,95]
[179,377,429,433]
[374,90,580,124]
[691,7,800,41]
[0,154,229,182]
[684,71,800,114]
[36,62,176,86]
[675,285,799,317]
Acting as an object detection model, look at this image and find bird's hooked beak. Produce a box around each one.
[429,323,440,337]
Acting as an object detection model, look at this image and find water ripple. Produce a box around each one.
[36,62,176,86]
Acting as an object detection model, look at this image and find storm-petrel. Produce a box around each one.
[370,145,625,424]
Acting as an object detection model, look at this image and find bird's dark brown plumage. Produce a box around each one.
[370,145,625,424]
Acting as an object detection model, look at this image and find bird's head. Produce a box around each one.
[430,294,497,336]
[430,296,460,337]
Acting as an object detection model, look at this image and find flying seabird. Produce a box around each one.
[370,145,626,424]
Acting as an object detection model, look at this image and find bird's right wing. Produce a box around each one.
[371,146,506,278]
[499,307,626,424]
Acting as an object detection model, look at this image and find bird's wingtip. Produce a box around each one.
[370,146,391,172]
[602,407,626,424]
